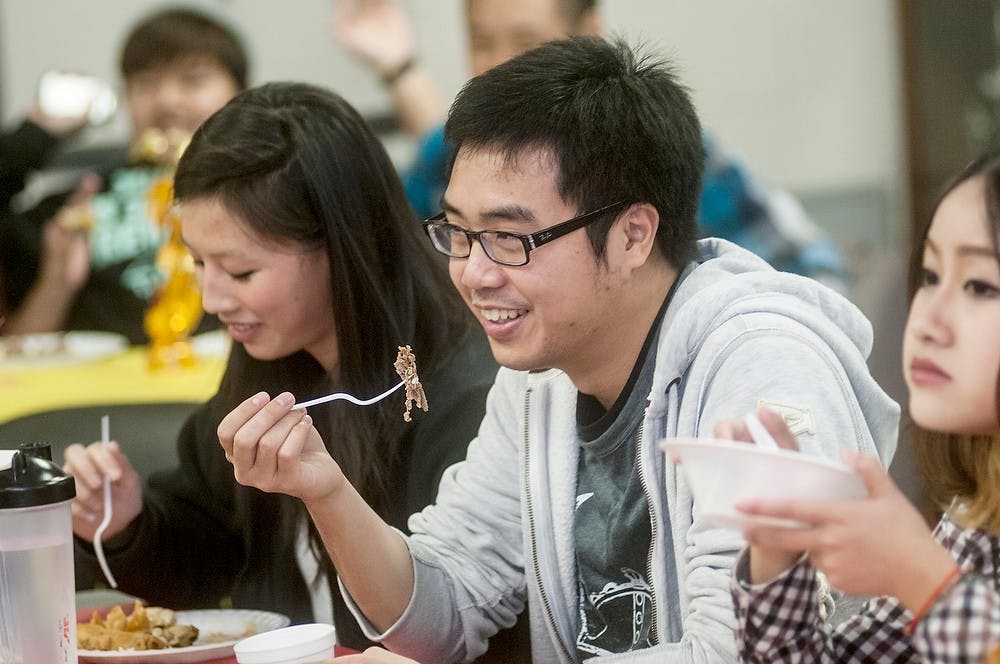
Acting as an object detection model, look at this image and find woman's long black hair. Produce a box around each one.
[173,81,473,531]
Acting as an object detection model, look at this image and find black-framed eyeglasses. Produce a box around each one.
[422,201,627,266]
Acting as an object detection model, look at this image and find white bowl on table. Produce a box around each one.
[660,437,867,530]
[234,623,336,664]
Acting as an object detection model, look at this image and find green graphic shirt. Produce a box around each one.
[88,166,166,301]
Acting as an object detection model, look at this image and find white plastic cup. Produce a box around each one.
[234,623,336,664]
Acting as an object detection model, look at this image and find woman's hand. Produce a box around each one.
[217,391,346,503]
[63,440,143,541]
[738,452,956,608]
[713,408,805,582]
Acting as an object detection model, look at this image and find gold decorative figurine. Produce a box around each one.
[137,128,202,370]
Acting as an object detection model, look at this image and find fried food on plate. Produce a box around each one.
[77,600,199,651]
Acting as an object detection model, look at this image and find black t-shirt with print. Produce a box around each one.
[573,271,686,659]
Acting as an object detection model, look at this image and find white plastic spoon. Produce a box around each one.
[744,411,781,452]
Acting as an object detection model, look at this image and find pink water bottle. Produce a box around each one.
[0,442,78,663]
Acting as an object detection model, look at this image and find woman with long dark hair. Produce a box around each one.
[65,82,496,651]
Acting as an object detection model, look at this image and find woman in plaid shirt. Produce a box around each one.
[722,150,1000,663]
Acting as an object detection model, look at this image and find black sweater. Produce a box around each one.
[75,333,498,651]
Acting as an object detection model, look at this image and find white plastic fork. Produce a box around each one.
[93,415,118,588]
[291,380,405,410]
[744,411,781,452]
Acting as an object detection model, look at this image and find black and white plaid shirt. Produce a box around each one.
[731,513,1000,662]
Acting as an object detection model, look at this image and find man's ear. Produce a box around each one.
[616,203,660,268]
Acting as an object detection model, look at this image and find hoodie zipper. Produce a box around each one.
[636,420,660,645]
[523,387,575,663]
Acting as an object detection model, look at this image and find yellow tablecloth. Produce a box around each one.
[0,346,226,423]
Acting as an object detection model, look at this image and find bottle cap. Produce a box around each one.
[0,443,76,508]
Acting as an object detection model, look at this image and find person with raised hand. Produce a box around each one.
[728,149,1000,663]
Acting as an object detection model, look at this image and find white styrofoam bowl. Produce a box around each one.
[661,437,867,530]
[234,623,336,664]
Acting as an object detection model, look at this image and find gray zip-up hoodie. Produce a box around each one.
[343,239,900,663]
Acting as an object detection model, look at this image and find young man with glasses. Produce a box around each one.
[218,37,899,663]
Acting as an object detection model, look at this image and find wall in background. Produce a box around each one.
[0,0,906,262]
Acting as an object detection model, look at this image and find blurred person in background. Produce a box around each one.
[332,0,849,293]
[0,7,244,341]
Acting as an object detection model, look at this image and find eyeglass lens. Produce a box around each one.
[429,225,527,265]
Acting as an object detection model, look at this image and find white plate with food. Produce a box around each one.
[78,608,291,663]
[661,437,868,530]
[0,331,128,368]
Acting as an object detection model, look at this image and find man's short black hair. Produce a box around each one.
[120,7,248,89]
[445,36,704,269]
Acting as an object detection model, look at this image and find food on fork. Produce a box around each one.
[77,600,199,651]
[394,345,428,422]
